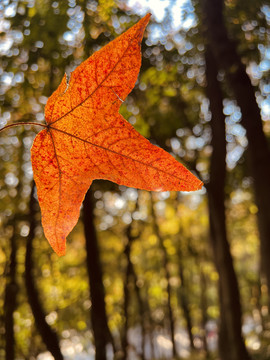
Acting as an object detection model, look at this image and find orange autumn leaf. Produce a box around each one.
[31,14,203,256]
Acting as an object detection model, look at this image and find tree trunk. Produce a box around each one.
[200,270,210,358]
[4,225,18,360]
[4,145,24,360]
[201,0,270,298]
[83,188,115,360]
[205,46,251,360]
[151,195,177,358]
[25,184,63,360]
[122,238,132,359]
[177,246,194,351]
[131,266,147,360]
[122,213,147,360]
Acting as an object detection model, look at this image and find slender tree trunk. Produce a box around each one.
[205,47,251,360]
[142,296,156,358]
[4,225,18,360]
[130,236,155,359]
[83,188,115,360]
[25,184,63,360]
[151,195,178,358]
[122,214,146,360]
[4,145,24,360]
[177,246,194,351]
[201,0,270,297]
[122,238,132,359]
[200,269,210,358]
[131,268,146,360]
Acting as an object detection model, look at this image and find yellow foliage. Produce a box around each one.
[207,305,220,318]
[148,234,157,245]
[28,7,36,17]
[249,204,258,214]
[160,219,180,235]
[210,271,219,282]
[77,321,87,330]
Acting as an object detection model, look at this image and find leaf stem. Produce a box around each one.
[0,122,48,133]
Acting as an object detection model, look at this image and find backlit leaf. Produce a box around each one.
[31,14,203,256]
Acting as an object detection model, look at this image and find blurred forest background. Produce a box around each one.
[0,0,270,359]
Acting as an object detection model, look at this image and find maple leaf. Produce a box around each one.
[30,14,203,256]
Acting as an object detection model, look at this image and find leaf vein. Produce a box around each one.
[49,126,191,184]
